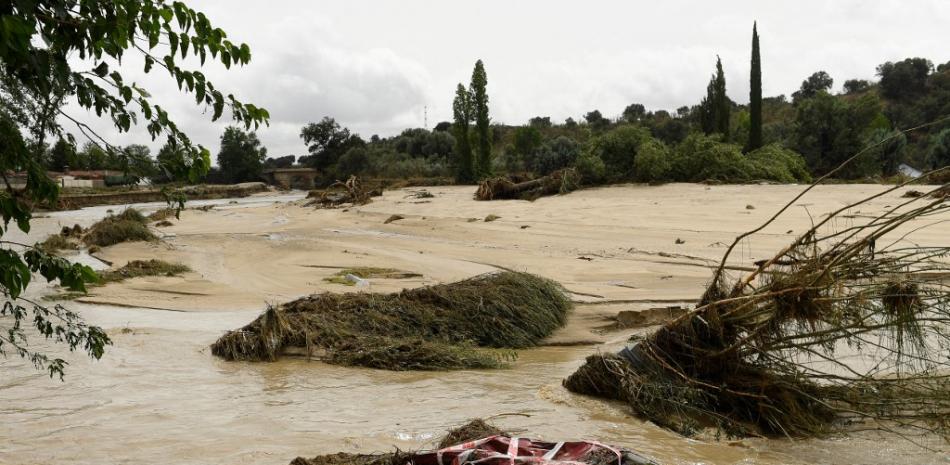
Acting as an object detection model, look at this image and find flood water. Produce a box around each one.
[1,195,947,465]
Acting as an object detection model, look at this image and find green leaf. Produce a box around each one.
[93,62,109,77]
[144,55,154,73]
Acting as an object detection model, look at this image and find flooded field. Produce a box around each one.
[1,184,948,465]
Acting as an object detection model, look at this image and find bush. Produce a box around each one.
[82,209,156,247]
[588,125,652,178]
[573,152,606,184]
[668,134,811,183]
[529,136,581,175]
[747,144,812,183]
[633,139,673,182]
[670,134,752,182]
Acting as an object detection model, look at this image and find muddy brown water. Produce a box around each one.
[1,195,947,465]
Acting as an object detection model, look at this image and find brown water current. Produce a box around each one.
[2,186,949,465]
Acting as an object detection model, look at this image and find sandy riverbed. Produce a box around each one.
[2,183,948,465]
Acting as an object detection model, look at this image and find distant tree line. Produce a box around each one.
[41,23,950,188]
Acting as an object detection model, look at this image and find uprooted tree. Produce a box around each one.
[566,159,950,440]
[0,0,267,378]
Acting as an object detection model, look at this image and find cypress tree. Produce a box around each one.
[714,56,730,139]
[470,60,492,179]
[746,22,763,152]
[699,78,716,135]
[452,83,474,183]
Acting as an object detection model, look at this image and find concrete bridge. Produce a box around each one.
[261,167,320,189]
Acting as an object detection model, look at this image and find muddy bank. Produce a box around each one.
[51,182,269,210]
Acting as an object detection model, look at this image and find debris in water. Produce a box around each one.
[564,180,950,441]
[290,419,658,465]
[384,214,405,224]
[211,271,571,370]
[484,214,501,222]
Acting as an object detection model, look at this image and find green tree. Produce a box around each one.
[584,109,610,132]
[746,22,763,152]
[451,83,474,183]
[48,138,77,171]
[793,92,885,177]
[512,126,542,160]
[76,142,108,170]
[299,117,362,171]
[470,60,492,178]
[843,79,871,95]
[157,140,208,183]
[714,57,730,139]
[792,71,833,103]
[120,144,157,180]
[623,103,646,123]
[589,126,652,179]
[865,128,907,177]
[927,129,950,169]
[217,127,266,183]
[335,146,370,178]
[699,57,730,139]
[877,58,933,100]
[0,0,264,378]
[530,136,581,175]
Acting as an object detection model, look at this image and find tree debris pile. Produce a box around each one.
[308,176,381,208]
[211,271,571,370]
[565,182,950,440]
[475,168,580,201]
[290,419,658,465]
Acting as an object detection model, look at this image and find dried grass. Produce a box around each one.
[211,271,571,370]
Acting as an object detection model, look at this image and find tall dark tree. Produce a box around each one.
[714,56,730,139]
[48,138,77,171]
[470,60,492,178]
[452,83,474,183]
[217,126,267,183]
[746,22,763,152]
[699,57,730,139]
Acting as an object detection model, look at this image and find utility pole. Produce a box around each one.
[424,105,428,129]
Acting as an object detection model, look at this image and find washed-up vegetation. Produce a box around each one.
[82,208,156,247]
[306,175,380,208]
[38,232,79,253]
[96,260,190,284]
[323,267,422,286]
[146,208,176,222]
[475,168,581,201]
[565,177,950,440]
[211,271,571,370]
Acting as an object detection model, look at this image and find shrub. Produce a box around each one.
[588,125,652,178]
[82,209,155,247]
[528,136,580,175]
[633,139,673,182]
[573,152,606,184]
[747,144,812,183]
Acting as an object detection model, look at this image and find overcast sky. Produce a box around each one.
[68,0,950,159]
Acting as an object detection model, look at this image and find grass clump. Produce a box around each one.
[82,208,156,247]
[212,271,571,370]
[323,267,422,286]
[97,259,190,284]
[147,208,176,222]
[38,233,78,253]
[436,419,505,449]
